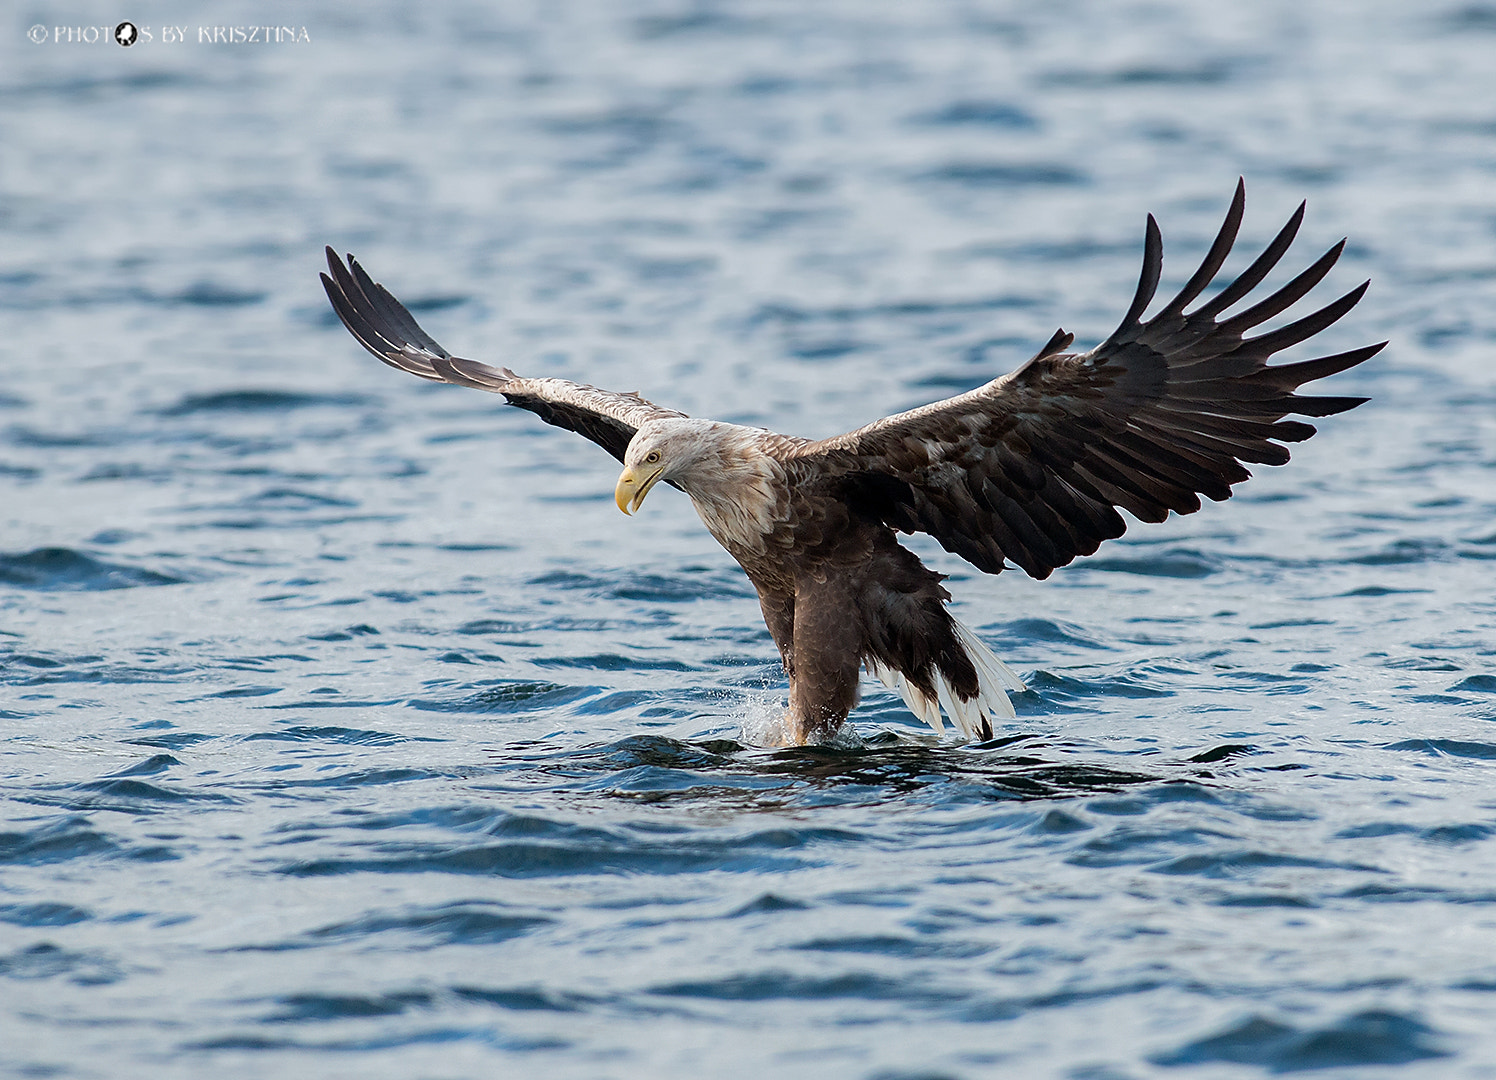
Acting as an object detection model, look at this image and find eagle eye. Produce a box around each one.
[644,450,661,464]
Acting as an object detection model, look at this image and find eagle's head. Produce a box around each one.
[615,419,703,514]
[615,418,760,515]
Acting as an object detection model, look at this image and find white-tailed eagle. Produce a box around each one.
[321,182,1381,745]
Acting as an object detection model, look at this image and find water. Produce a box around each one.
[3,1,1495,1076]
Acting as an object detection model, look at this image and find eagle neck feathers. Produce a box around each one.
[654,420,795,554]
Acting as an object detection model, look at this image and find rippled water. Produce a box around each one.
[4,2,1496,1076]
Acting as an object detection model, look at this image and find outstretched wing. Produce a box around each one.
[320,248,686,464]
[795,180,1384,579]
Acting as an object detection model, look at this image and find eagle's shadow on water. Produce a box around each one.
[746,737,1158,801]
[510,731,1255,807]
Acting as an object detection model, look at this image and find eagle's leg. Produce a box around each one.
[755,588,795,677]
[783,575,863,745]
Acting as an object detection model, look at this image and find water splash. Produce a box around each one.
[734,686,791,748]
[732,685,868,749]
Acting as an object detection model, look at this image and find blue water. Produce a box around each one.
[3,2,1495,1076]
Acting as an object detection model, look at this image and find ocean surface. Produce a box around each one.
[3,2,1496,1076]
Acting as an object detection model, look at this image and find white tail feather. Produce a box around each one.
[864,616,1026,740]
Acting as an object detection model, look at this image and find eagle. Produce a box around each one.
[320,181,1382,746]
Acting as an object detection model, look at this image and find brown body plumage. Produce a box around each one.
[321,181,1383,745]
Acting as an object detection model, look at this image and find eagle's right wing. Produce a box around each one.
[321,248,687,464]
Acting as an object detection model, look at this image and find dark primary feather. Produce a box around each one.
[321,248,685,464]
[798,179,1384,579]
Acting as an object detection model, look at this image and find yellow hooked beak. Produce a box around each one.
[614,465,664,515]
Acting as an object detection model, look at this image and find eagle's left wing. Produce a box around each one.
[792,182,1384,579]
[321,248,686,464]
